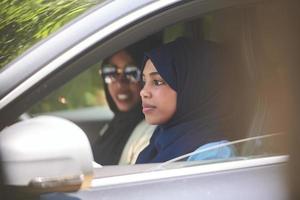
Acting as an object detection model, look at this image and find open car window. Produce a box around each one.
[26,0,292,166]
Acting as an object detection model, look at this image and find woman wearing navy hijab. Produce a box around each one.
[136,37,235,163]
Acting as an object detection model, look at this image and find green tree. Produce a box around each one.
[0,0,106,113]
[0,0,103,69]
[29,63,106,114]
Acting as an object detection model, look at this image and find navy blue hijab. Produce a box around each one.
[136,38,231,163]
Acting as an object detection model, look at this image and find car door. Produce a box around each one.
[0,0,298,199]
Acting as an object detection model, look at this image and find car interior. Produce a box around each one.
[23,0,291,163]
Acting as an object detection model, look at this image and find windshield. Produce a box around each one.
[0,0,105,70]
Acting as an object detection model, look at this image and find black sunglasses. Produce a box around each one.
[99,64,141,84]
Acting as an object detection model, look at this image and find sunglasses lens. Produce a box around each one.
[100,65,140,84]
[101,65,117,84]
[102,65,116,75]
[124,66,141,82]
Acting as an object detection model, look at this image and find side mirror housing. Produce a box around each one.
[0,116,94,193]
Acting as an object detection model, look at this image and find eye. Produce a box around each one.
[153,80,165,86]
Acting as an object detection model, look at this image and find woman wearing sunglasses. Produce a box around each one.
[92,36,160,165]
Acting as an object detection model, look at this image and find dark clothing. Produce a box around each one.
[93,103,143,165]
[136,120,225,163]
[136,38,231,163]
[92,60,143,165]
[92,36,162,165]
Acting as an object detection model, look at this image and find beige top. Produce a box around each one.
[118,120,156,165]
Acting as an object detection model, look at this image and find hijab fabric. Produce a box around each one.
[92,102,143,165]
[92,36,162,165]
[92,67,143,166]
[136,37,230,163]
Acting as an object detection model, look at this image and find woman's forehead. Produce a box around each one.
[109,50,134,68]
[143,59,157,74]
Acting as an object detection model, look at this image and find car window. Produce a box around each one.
[28,63,107,114]
[0,0,105,70]
[25,0,293,168]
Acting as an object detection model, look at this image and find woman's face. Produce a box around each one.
[107,50,141,112]
[140,59,177,125]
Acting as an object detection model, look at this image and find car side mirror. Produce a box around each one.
[0,116,94,193]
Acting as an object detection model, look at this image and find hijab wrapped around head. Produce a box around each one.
[92,36,161,165]
[136,37,232,163]
[92,60,143,166]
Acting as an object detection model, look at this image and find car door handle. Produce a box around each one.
[28,174,84,193]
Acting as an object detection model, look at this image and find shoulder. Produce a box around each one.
[118,120,156,165]
[126,120,156,148]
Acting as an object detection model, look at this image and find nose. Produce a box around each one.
[115,75,130,88]
[140,84,151,99]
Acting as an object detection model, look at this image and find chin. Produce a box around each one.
[117,103,136,112]
[145,116,162,125]
[117,105,130,112]
[145,114,173,125]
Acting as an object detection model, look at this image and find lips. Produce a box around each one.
[142,103,156,113]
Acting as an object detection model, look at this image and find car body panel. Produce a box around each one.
[41,156,288,200]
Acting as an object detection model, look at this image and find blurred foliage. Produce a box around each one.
[0,0,103,69]
[29,63,107,114]
[0,0,107,113]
